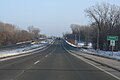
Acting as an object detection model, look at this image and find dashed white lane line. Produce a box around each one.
[34,60,40,64]
[45,55,48,58]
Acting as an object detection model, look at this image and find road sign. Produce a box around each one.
[110,40,115,46]
[107,36,118,41]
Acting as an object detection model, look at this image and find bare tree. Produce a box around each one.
[69,24,91,46]
[0,22,42,46]
[85,3,120,50]
[28,26,40,40]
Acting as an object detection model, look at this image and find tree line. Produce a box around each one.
[0,22,42,46]
[64,3,120,51]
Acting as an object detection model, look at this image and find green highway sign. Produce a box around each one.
[107,36,118,41]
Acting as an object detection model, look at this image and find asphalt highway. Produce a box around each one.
[0,39,119,80]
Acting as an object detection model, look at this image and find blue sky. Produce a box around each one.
[0,0,120,36]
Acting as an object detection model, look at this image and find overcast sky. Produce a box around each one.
[0,0,119,36]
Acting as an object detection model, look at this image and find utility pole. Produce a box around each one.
[79,32,80,43]
[97,28,99,52]
[75,34,77,45]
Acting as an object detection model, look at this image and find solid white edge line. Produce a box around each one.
[63,45,120,80]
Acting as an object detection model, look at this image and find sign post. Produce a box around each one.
[107,36,118,56]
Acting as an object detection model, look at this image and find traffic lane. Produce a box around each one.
[0,43,57,80]
[15,44,81,80]
[0,45,57,80]
[15,43,118,80]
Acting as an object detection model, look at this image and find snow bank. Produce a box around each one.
[0,39,54,58]
[65,39,120,60]
[0,43,45,58]
[81,49,120,60]
[65,40,77,47]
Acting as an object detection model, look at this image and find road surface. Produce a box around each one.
[0,39,119,80]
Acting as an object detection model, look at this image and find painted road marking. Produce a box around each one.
[63,45,120,80]
[34,60,40,64]
[71,53,120,80]
[45,55,48,58]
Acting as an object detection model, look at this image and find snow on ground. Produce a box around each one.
[65,39,120,60]
[81,49,120,60]
[0,44,45,58]
[0,39,54,58]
